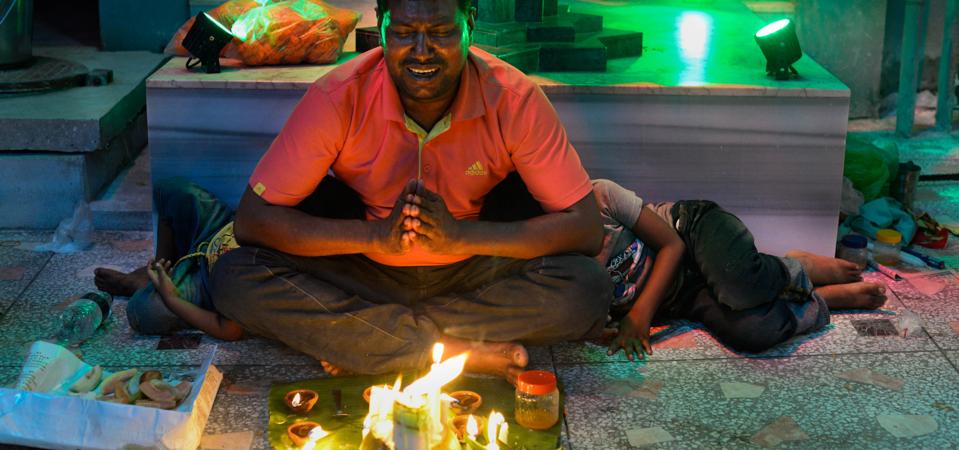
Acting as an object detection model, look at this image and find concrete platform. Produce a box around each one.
[147,0,850,256]
[0,47,167,229]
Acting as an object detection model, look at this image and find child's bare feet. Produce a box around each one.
[441,337,528,384]
[816,281,887,310]
[145,259,178,301]
[786,250,863,286]
[94,266,149,297]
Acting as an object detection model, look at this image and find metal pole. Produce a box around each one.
[936,0,959,131]
[915,0,930,89]
[897,0,924,137]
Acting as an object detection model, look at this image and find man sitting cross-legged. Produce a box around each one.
[206,0,613,381]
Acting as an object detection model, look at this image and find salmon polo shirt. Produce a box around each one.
[249,46,592,267]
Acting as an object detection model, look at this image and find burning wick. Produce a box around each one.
[467,415,479,438]
[300,425,330,450]
[432,343,445,368]
[487,411,506,450]
[291,392,302,407]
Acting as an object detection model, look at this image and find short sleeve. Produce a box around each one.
[249,84,345,206]
[592,179,645,229]
[503,85,592,212]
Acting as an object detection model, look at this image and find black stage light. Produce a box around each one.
[182,12,234,74]
[754,19,802,80]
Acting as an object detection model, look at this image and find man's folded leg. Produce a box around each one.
[209,247,435,374]
[420,254,614,345]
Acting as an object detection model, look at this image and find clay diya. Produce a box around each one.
[450,414,487,443]
[287,421,322,447]
[363,385,390,404]
[284,389,318,414]
[448,390,482,415]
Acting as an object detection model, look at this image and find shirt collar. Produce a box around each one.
[378,48,487,125]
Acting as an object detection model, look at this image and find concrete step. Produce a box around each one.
[91,145,152,231]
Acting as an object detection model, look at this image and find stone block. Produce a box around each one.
[595,30,644,59]
[515,0,544,22]
[477,0,515,23]
[543,0,558,17]
[563,12,603,33]
[527,23,575,42]
[0,47,165,152]
[474,21,529,47]
[0,111,147,228]
[355,26,381,53]
[539,39,607,71]
[475,44,540,73]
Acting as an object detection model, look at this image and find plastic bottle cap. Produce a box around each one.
[876,229,902,245]
[516,370,557,395]
[840,234,867,249]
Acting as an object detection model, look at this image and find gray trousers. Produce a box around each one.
[210,249,612,374]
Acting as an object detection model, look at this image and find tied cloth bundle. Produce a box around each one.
[911,212,949,249]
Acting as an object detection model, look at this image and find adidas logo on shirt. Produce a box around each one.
[465,161,487,176]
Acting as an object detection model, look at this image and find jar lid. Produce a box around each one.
[516,370,557,395]
[876,229,902,245]
[840,234,867,249]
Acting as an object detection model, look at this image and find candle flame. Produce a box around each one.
[291,392,302,407]
[467,415,479,437]
[300,425,329,450]
[432,342,445,364]
[487,411,505,450]
[401,353,467,401]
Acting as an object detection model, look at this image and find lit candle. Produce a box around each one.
[486,411,504,450]
[300,425,329,450]
[432,343,445,367]
[291,392,302,407]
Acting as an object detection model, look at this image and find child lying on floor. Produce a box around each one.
[592,179,887,360]
[95,178,244,341]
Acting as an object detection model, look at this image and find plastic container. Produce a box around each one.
[873,229,902,266]
[53,291,113,347]
[515,370,559,430]
[838,234,869,270]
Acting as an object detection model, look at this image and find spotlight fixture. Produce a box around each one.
[754,19,802,80]
[182,12,234,74]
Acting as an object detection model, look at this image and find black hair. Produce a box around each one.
[376,0,474,19]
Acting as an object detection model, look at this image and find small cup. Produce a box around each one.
[287,421,322,447]
[448,390,482,415]
[363,385,390,404]
[450,414,487,442]
[284,389,318,414]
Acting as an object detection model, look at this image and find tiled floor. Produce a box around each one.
[2,181,959,449]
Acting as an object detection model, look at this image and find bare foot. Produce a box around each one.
[816,281,887,310]
[320,360,351,377]
[94,266,149,296]
[440,337,528,384]
[786,250,863,286]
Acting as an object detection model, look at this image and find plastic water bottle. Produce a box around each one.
[54,291,113,346]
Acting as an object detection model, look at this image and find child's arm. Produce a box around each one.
[147,259,245,341]
[608,207,685,361]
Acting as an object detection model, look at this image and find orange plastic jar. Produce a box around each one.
[514,370,559,430]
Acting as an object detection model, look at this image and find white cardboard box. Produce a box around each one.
[0,342,222,450]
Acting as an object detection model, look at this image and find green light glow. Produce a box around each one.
[230,1,274,42]
[756,19,790,38]
[678,12,710,60]
[204,12,234,37]
[677,11,712,84]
